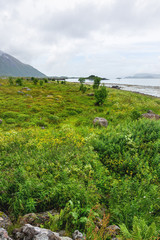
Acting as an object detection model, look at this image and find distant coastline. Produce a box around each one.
[126,73,160,79]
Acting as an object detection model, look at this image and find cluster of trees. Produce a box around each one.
[78,76,108,105]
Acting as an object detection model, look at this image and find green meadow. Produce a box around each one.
[0,78,160,239]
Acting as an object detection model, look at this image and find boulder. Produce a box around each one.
[142,110,160,120]
[72,230,84,240]
[93,117,108,127]
[13,224,61,240]
[0,228,12,240]
[0,212,12,229]
[112,86,120,89]
[22,87,31,91]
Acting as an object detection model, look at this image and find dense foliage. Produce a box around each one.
[0,78,160,239]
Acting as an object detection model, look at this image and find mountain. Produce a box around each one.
[126,73,160,78]
[0,50,46,78]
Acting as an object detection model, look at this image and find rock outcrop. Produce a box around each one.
[13,224,61,240]
[0,212,12,229]
[0,228,12,240]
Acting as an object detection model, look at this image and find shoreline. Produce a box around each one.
[67,80,160,98]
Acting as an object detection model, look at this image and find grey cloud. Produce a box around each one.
[0,0,160,77]
[35,0,160,43]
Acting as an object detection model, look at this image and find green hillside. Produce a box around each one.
[0,78,160,239]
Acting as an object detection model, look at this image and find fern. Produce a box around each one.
[119,216,158,240]
[144,222,157,240]
[120,223,132,239]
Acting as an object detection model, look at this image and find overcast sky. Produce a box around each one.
[1,0,160,78]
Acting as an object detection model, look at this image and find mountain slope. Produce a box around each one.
[126,73,160,78]
[0,50,46,77]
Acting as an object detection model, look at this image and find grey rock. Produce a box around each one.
[0,228,12,240]
[93,117,108,127]
[13,224,61,240]
[17,91,24,94]
[112,85,120,89]
[60,238,72,240]
[0,119,2,124]
[72,230,84,240]
[22,87,31,91]
[58,231,66,237]
[142,110,160,120]
[0,212,12,229]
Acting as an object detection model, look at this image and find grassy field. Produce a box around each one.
[0,78,160,239]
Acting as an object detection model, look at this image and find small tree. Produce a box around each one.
[33,78,38,85]
[94,86,108,105]
[8,77,14,85]
[93,77,101,89]
[40,80,43,86]
[78,78,86,92]
[78,78,85,84]
[16,78,23,86]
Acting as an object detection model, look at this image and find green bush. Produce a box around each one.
[94,86,108,105]
[2,111,19,119]
[40,80,43,86]
[5,118,16,124]
[8,77,14,86]
[16,78,23,86]
[48,115,60,124]
[79,84,87,93]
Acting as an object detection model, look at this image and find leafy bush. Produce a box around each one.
[16,78,23,86]
[79,84,87,93]
[48,115,60,124]
[5,118,16,124]
[40,80,43,86]
[130,110,141,120]
[2,111,19,119]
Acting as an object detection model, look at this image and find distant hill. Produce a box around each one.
[0,50,46,78]
[126,73,160,78]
